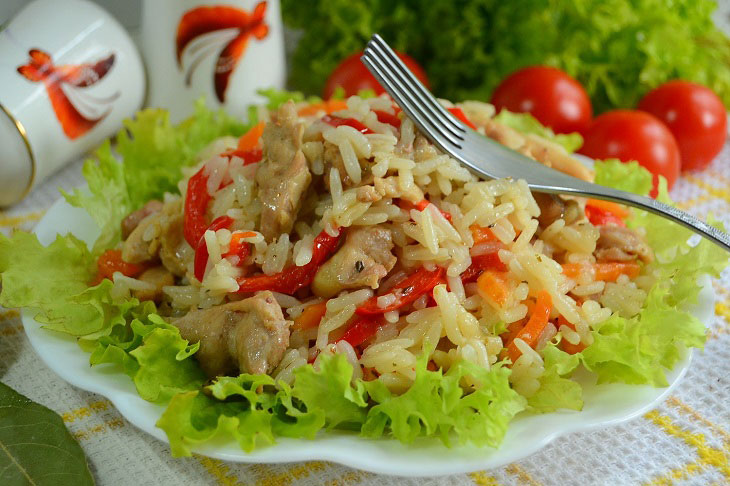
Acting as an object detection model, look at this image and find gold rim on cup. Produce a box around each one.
[0,102,37,205]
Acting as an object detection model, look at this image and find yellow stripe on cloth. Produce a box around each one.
[322,470,372,486]
[644,410,730,485]
[254,462,328,486]
[684,175,730,206]
[667,397,730,445]
[716,301,730,324]
[505,464,541,485]
[72,417,126,441]
[0,210,45,228]
[470,470,501,485]
[0,309,20,322]
[194,455,242,486]
[0,323,23,337]
[62,400,111,423]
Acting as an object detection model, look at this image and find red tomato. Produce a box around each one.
[578,110,681,197]
[490,66,593,135]
[323,51,429,99]
[638,80,727,171]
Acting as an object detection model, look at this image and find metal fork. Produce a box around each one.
[361,34,730,252]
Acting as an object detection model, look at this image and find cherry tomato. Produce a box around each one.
[638,80,727,172]
[323,51,429,99]
[578,110,681,197]
[490,66,593,135]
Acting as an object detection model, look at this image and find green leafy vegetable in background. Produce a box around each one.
[281,0,730,112]
[0,382,94,486]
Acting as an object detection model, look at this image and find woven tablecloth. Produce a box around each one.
[0,139,728,486]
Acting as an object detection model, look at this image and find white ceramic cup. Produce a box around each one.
[140,0,286,123]
[0,0,145,207]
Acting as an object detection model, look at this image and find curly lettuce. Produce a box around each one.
[494,110,583,153]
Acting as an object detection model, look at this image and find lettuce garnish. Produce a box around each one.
[494,110,583,153]
[0,96,726,453]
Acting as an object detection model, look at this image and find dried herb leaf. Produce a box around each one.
[0,382,94,486]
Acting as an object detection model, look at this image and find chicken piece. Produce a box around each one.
[121,199,191,277]
[374,177,400,198]
[482,119,594,182]
[533,193,565,228]
[172,292,291,378]
[256,101,312,241]
[595,225,653,264]
[312,227,397,298]
[121,200,163,239]
[121,212,161,264]
[157,199,189,277]
[133,266,174,302]
[356,185,382,203]
[321,140,374,189]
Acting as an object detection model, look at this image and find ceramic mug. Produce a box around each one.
[0,0,145,207]
[140,0,286,123]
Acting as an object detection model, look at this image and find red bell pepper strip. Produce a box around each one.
[447,107,477,130]
[322,115,374,134]
[339,315,383,347]
[184,147,262,248]
[193,215,233,282]
[236,229,343,295]
[221,147,263,165]
[225,231,256,261]
[96,249,149,282]
[356,266,445,315]
[398,198,453,222]
[585,204,626,227]
[460,251,508,283]
[183,166,213,248]
[373,109,401,129]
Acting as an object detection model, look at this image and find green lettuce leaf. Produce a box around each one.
[581,285,707,385]
[362,354,526,447]
[90,312,205,403]
[289,353,368,430]
[494,110,583,153]
[157,374,280,457]
[579,161,726,385]
[593,159,653,196]
[528,344,583,413]
[0,231,135,338]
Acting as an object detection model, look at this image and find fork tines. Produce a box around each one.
[361,34,466,148]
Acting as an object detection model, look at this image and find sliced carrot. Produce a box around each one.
[500,318,526,346]
[477,270,511,307]
[292,301,328,331]
[470,224,499,245]
[297,99,348,117]
[593,262,640,281]
[562,262,640,282]
[561,262,588,280]
[585,199,630,219]
[506,290,552,363]
[237,122,265,152]
[557,315,586,355]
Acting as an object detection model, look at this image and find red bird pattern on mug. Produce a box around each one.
[176,1,269,102]
[17,48,118,139]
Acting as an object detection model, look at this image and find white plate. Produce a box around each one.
[23,197,715,477]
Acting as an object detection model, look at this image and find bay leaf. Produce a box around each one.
[0,382,94,486]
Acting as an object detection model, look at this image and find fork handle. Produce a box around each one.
[532,181,730,252]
